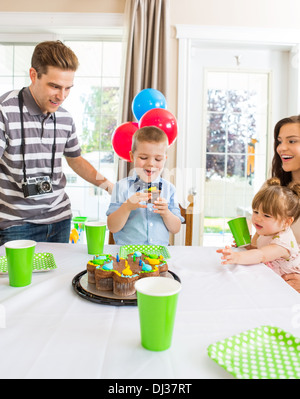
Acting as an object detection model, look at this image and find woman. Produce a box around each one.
[272,115,300,292]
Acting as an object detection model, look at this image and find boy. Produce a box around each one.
[107,126,184,245]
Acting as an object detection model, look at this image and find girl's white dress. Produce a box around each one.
[257,227,300,276]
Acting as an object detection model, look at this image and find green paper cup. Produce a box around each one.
[4,240,36,287]
[85,221,106,255]
[135,277,181,351]
[227,216,251,247]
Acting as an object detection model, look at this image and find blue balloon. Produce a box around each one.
[132,88,167,121]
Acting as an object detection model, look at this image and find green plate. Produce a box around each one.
[119,245,171,259]
[208,326,300,379]
[0,252,57,274]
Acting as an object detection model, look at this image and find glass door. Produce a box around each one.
[202,70,269,246]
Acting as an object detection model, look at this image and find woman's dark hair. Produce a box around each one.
[271,115,300,186]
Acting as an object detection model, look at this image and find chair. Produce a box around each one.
[108,230,115,245]
[178,194,194,246]
[108,194,194,246]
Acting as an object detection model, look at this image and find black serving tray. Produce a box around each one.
[72,270,181,306]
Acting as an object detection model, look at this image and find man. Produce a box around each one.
[0,41,113,245]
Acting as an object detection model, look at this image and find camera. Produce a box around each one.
[22,176,53,198]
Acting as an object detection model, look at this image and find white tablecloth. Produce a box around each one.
[0,242,299,379]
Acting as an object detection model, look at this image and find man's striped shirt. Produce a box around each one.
[0,87,81,230]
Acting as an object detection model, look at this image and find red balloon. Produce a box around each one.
[139,108,178,145]
[112,122,138,162]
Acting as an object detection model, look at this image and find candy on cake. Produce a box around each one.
[86,251,168,296]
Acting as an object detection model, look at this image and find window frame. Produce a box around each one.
[0,12,124,42]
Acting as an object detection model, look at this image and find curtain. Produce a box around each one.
[118,0,170,178]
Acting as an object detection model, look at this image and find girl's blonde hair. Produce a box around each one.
[252,177,300,222]
[131,126,168,153]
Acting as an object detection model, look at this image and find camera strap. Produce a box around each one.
[18,87,56,183]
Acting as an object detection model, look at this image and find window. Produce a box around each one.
[0,44,33,89]
[0,38,123,222]
[63,40,122,221]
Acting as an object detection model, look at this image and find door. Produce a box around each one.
[175,43,289,246]
[202,68,269,246]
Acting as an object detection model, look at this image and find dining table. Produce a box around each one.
[0,241,300,381]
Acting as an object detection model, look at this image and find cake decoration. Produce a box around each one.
[141,262,152,272]
[86,251,168,296]
[102,260,113,271]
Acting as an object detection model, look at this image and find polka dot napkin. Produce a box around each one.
[208,326,300,379]
[119,245,171,259]
[0,253,57,273]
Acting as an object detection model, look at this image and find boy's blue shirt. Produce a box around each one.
[106,171,184,245]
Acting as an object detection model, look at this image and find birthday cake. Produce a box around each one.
[86,251,168,296]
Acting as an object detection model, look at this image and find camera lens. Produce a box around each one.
[40,181,51,192]
[37,179,52,194]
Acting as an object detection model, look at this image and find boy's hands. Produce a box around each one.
[153,197,169,216]
[126,192,150,211]
[153,197,182,234]
[126,194,170,216]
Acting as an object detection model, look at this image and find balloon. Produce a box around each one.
[111,122,138,162]
[139,108,178,145]
[132,88,167,121]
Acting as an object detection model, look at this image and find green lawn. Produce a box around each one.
[204,217,232,234]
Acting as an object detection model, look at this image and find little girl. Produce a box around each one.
[217,178,300,276]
